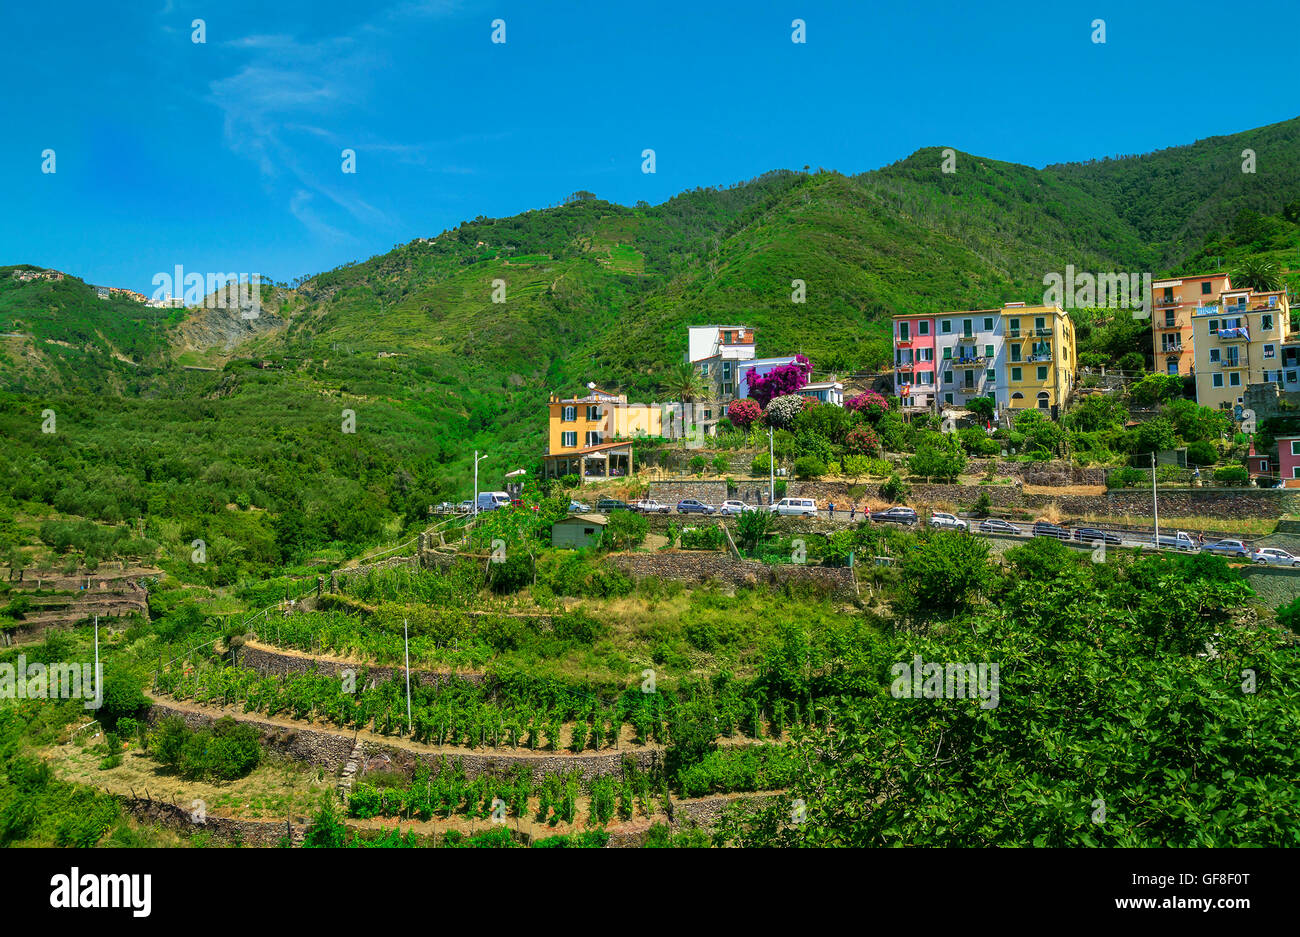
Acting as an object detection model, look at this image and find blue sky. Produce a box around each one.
[2,0,1297,293]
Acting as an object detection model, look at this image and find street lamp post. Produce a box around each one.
[473,450,488,517]
[1151,450,1160,548]
[759,428,769,506]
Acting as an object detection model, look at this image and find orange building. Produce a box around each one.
[1150,272,1232,375]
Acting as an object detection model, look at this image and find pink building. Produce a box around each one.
[892,314,936,409]
[1275,436,1300,485]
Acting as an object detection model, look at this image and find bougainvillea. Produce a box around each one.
[763,394,805,430]
[846,390,889,420]
[727,398,762,428]
[748,355,812,408]
[844,425,881,456]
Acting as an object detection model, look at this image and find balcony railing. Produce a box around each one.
[1162,344,1183,354]
[896,338,914,347]
[1034,327,1053,337]
[956,334,977,342]
[1217,360,1243,369]
[1155,297,1180,308]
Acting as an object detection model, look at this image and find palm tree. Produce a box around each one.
[660,362,708,446]
[1232,257,1282,293]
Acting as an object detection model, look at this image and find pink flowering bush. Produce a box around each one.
[844,425,881,456]
[846,390,889,420]
[727,398,762,428]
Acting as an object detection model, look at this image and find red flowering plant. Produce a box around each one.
[727,398,762,428]
[844,425,880,456]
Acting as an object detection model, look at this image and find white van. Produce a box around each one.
[768,497,817,517]
[476,491,511,512]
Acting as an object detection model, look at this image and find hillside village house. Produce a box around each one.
[688,325,758,435]
[892,314,937,411]
[892,303,1077,417]
[1150,272,1233,376]
[1275,436,1300,485]
[1191,287,1292,412]
[544,386,646,481]
[1000,304,1077,416]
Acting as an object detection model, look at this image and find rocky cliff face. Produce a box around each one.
[175,286,291,353]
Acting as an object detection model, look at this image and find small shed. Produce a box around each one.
[552,514,607,549]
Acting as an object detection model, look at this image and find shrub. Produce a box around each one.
[689,455,707,474]
[711,454,729,475]
[844,425,880,456]
[794,456,826,479]
[774,479,788,499]
[845,390,889,417]
[605,510,648,550]
[751,453,773,476]
[763,394,805,430]
[1186,440,1217,466]
[726,398,761,428]
[972,490,992,517]
[1213,465,1249,486]
[881,473,910,502]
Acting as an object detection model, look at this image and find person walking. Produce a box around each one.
[850,503,856,522]
[829,501,835,520]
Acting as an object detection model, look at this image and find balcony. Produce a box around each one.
[1155,320,1181,330]
[896,337,914,347]
[1217,360,1243,369]
[1155,297,1179,308]
[956,334,978,343]
[1007,329,1021,339]
[950,354,987,367]
[1025,353,1053,364]
[1162,343,1183,354]
[1217,327,1250,342]
[1034,327,1053,337]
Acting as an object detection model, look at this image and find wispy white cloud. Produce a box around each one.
[204,1,469,240]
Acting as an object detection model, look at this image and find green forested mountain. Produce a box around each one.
[2,116,1299,580]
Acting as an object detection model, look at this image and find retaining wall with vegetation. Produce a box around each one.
[608,552,858,602]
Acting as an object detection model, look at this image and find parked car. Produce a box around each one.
[928,511,968,531]
[719,500,757,515]
[632,499,671,514]
[1073,527,1122,546]
[978,518,1021,535]
[456,500,474,513]
[871,506,919,526]
[1151,530,1196,552]
[676,498,716,515]
[567,500,591,513]
[768,497,817,517]
[476,491,511,512]
[596,498,631,513]
[1201,538,1250,558]
[1031,520,1071,540]
[1252,547,1300,567]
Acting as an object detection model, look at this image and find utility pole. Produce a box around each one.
[768,426,775,506]
[404,619,412,733]
[473,450,488,517]
[1151,450,1160,548]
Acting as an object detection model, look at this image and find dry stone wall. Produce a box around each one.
[233,642,486,689]
[608,552,857,602]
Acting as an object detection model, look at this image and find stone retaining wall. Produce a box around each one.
[331,554,420,592]
[147,700,659,782]
[647,480,730,505]
[608,552,857,602]
[233,642,486,689]
[147,701,356,772]
[122,797,306,847]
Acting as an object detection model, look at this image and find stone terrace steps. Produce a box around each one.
[337,738,366,802]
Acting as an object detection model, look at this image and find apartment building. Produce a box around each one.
[688,324,758,434]
[544,386,641,481]
[1192,288,1292,412]
[1000,304,1077,415]
[934,309,1005,409]
[1150,272,1233,375]
[892,314,937,409]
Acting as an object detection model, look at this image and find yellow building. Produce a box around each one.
[1000,304,1077,415]
[544,386,663,481]
[1191,288,1292,412]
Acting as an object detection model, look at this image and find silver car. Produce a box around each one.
[1251,547,1300,568]
[928,511,968,531]
[719,500,756,515]
[568,500,591,513]
[1201,539,1249,558]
